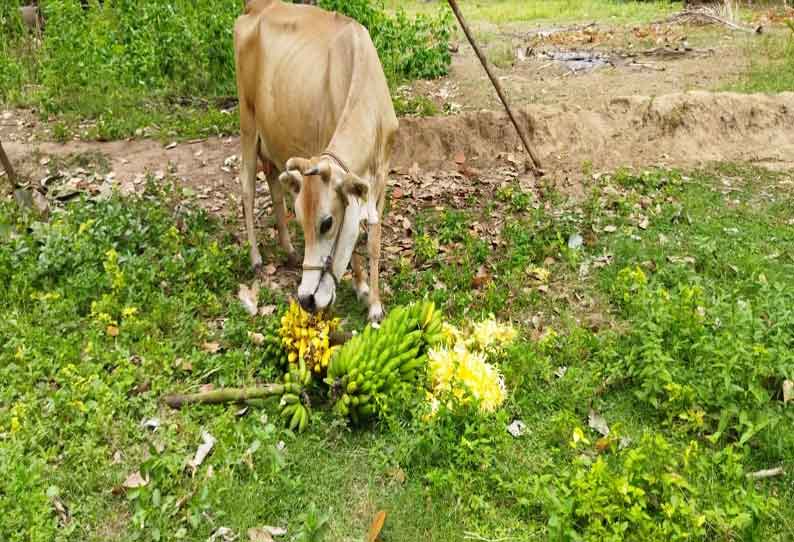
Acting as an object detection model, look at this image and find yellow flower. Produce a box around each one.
[470,316,517,351]
[426,341,506,415]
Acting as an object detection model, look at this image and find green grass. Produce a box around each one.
[2,162,793,541]
[386,0,681,25]
[734,30,794,93]
[0,0,451,142]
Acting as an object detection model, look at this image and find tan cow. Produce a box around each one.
[234,0,398,322]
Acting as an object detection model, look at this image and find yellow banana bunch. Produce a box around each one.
[279,300,341,375]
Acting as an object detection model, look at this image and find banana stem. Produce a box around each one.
[163,384,285,409]
[329,330,352,346]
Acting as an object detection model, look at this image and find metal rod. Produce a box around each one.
[446,0,543,174]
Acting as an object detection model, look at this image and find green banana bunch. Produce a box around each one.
[276,354,313,433]
[260,309,289,366]
[325,300,444,423]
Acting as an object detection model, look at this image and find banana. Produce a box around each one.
[289,404,303,430]
[280,393,300,406]
[298,407,309,432]
[280,403,299,419]
[358,404,375,417]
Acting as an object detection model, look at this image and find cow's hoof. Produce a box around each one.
[285,251,300,269]
[368,302,385,323]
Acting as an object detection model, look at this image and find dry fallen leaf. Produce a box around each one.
[527,266,550,283]
[122,471,149,489]
[595,437,612,453]
[202,341,221,354]
[248,332,265,345]
[453,151,466,164]
[209,527,237,542]
[238,282,260,316]
[588,409,610,437]
[471,266,492,289]
[387,466,406,485]
[264,263,277,276]
[188,430,216,471]
[783,380,793,404]
[141,418,160,431]
[368,511,387,542]
[247,526,286,541]
[507,419,528,437]
[52,495,70,525]
[259,304,277,317]
[247,528,273,542]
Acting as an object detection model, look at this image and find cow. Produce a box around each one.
[234,0,398,322]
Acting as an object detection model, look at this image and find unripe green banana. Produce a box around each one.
[289,404,303,430]
[280,393,300,406]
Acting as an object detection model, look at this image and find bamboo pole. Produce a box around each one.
[163,384,285,409]
[0,139,18,190]
[446,0,543,174]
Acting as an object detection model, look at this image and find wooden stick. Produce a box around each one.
[0,139,18,190]
[445,0,543,175]
[689,10,762,34]
[163,384,285,409]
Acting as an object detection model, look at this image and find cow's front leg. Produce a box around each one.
[266,170,298,267]
[351,252,370,302]
[366,221,384,323]
[240,131,262,270]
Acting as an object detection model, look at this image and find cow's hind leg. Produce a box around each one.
[240,123,262,270]
[265,167,298,267]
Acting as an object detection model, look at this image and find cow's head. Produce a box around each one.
[279,156,369,313]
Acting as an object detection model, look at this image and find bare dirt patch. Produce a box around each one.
[406,19,752,114]
[5,91,794,199]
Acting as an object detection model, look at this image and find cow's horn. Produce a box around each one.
[286,157,311,173]
[306,160,332,183]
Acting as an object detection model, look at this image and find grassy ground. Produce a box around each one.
[387,0,681,25]
[734,30,794,93]
[2,162,793,541]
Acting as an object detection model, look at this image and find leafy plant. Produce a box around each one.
[0,0,452,138]
[537,434,773,542]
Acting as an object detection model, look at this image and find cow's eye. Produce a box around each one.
[320,216,333,235]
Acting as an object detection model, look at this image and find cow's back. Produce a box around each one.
[234,1,391,171]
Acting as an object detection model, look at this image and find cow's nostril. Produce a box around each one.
[298,294,316,312]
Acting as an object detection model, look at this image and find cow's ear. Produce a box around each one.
[342,173,369,201]
[279,170,302,194]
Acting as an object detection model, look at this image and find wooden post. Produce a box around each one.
[446,0,543,174]
[0,139,18,190]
